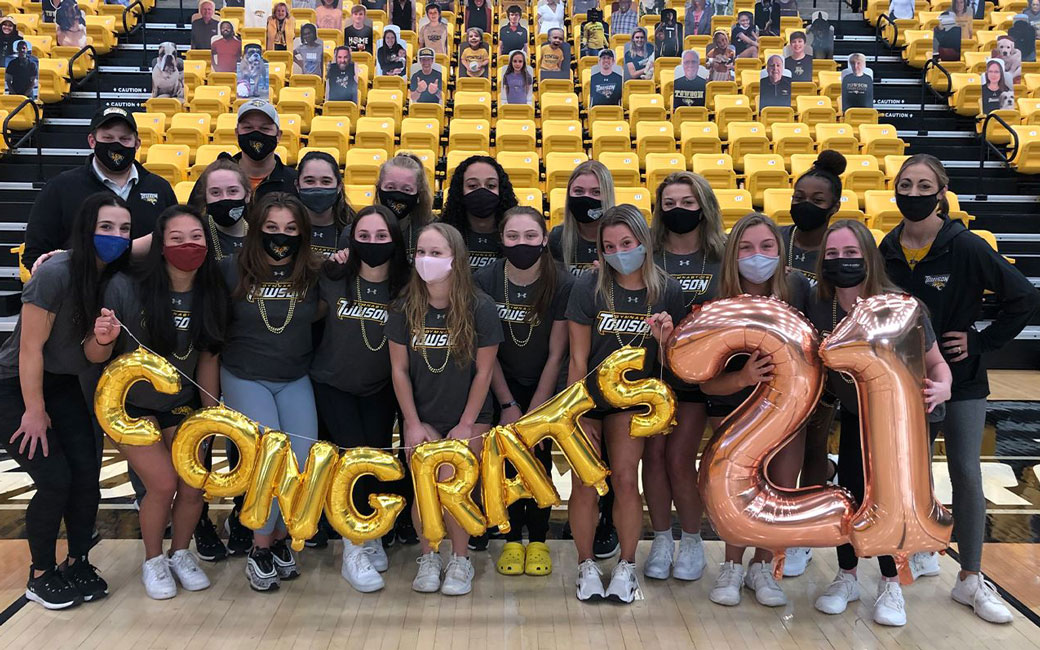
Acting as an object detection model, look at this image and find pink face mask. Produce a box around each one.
[415,255,453,283]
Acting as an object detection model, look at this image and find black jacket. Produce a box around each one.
[230,152,298,202]
[880,217,1040,401]
[24,157,177,268]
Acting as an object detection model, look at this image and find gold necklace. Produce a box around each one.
[172,342,194,361]
[418,321,451,374]
[503,264,536,347]
[607,280,651,349]
[356,276,387,352]
[255,284,298,334]
[209,217,247,261]
[831,297,854,384]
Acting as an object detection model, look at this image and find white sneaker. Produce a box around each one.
[909,551,941,579]
[142,555,176,600]
[643,535,674,580]
[873,580,907,626]
[576,558,605,602]
[814,571,860,614]
[951,573,1013,624]
[441,555,474,596]
[168,549,210,591]
[412,552,443,594]
[673,535,706,581]
[782,547,812,577]
[744,561,788,607]
[363,539,389,572]
[605,560,640,604]
[342,542,384,593]
[709,561,745,606]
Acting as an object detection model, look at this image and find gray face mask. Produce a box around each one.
[604,244,647,276]
[737,253,780,285]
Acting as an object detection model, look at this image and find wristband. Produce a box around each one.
[500,400,520,410]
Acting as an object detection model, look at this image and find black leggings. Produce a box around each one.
[0,374,100,570]
[836,407,897,577]
[313,380,398,515]
[503,379,553,543]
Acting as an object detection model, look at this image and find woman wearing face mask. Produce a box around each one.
[220,192,324,593]
[387,223,502,597]
[311,205,410,593]
[641,172,725,584]
[548,160,616,276]
[441,155,519,270]
[191,158,252,262]
[778,149,847,577]
[474,207,574,578]
[0,193,131,610]
[376,153,436,257]
[566,205,685,604]
[879,154,1039,624]
[805,219,952,627]
[86,205,229,601]
[295,151,353,260]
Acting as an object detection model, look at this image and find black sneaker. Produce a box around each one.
[245,547,280,592]
[487,526,506,540]
[395,516,419,546]
[26,566,82,610]
[593,522,620,559]
[304,527,328,549]
[59,556,108,602]
[194,515,228,562]
[224,508,252,557]
[381,530,396,549]
[467,533,489,552]
[270,539,300,580]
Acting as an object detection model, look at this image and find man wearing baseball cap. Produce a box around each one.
[409,47,442,104]
[220,99,297,201]
[24,105,176,267]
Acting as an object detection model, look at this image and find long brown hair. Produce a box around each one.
[376,152,435,227]
[189,156,251,211]
[500,206,558,324]
[234,192,320,300]
[595,204,670,305]
[400,223,478,366]
[894,153,950,219]
[651,171,726,262]
[814,219,901,301]
[719,212,791,302]
[562,160,615,268]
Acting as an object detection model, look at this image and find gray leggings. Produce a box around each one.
[220,368,319,537]
[932,398,987,573]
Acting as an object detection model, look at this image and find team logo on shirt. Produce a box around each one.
[312,245,336,259]
[596,311,651,336]
[336,298,387,324]
[470,252,497,268]
[172,310,191,331]
[569,263,595,276]
[411,327,451,348]
[247,283,307,301]
[925,274,949,290]
[675,273,712,296]
[496,302,539,326]
[140,192,158,205]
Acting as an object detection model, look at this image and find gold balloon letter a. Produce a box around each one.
[325,447,406,545]
[94,348,182,446]
[172,406,261,499]
[410,439,487,551]
[481,426,560,534]
[596,345,677,438]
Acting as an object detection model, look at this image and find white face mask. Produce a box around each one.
[415,255,453,283]
[737,253,780,285]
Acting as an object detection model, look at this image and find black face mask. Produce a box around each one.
[896,191,941,222]
[298,187,340,214]
[821,257,867,289]
[238,130,279,161]
[354,240,396,267]
[378,188,420,220]
[262,232,301,261]
[502,243,544,270]
[790,200,832,232]
[93,140,136,173]
[462,187,500,219]
[660,207,703,234]
[568,195,603,224]
[207,198,247,228]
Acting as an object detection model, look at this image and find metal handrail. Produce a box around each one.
[67,44,100,108]
[121,0,148,68]
[875,13,897,69]
[976,111,1020,200]
[3,99,42,181]
[917,57,952,135]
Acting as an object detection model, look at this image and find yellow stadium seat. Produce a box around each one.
[843,107,880,128]
[297,146,340,166]
[758,106,795,132]
[680,122,722,159]
[36,59,69,104]
[671,106,711,137]
[770,122,815,164]
[542,120,584,155]
[727,122,771,171]
[345,185,377,208]
[614,187,652,220]
[762,188,795,222]
[514,187,544,211]
[1010,126,1040,174]
[815,123,860,156]
[645,154,687,191]
[448,119,491,152]
[307,116,351,164]
[355,117,396,154]
[546,152,589,191]
[597,152,641,188]
[23,35,52,59]
[291,73,325,105]
[541,93,580,122]
[705,81,738,112]
[858,124,907,157]
[409,101,444,131]
[367,88,405,125]
[882,154,911,186]
[980,110,1019,145]
[398,117,439,153]
[445,150,490,186]
[591,121,631,159]
[949,73,982,117]
[84,15,117,54]
[796,96,837,131]
[453,91,493,122]
[743,154,789,206]
[635,121,676,162]
[870,228,885,246]
[278,113,303,165]
[834,190,868,223]
[344,148,389,185]
[549,188,568,228]
[143,99,181,127]
[190,144,238,179]
[621,79,655,111]
[496,119,537,153]
[789,153,818,180]
[496,152,540,189]
[211,113,239,146]
[629,93,667,128]
[396,148,436,187]
[133,112,166,157]
[165,113,212,157]
[210,72,238,93]
[692,153,737,190]
[842,154,886,198]
[189,85,232,117]
[818,71,843,105]
[902,30,933,68]
[0,96,41,132]
[1018,98,1040,124]
[174,181,194,204]
[713,94,754,140]
[276,87,316,132]
[864,189,903,231]
[499,103,535,121]
[145,144,191,186]
[715,189,755,227]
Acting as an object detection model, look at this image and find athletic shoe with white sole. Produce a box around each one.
[709,561,745,606]
[169,549,211,591]
[673,535,706,581]
[413,552,443,593]
[782,547,812,577]
[744,561,787,607]
[643,535,674,580]
[441,555,475,596]
[60,556,108,602]
[26,567,82,610]
[342,541,384,593]
[224,508,252,557]
[364,538,389,572]
[246,547,280,592]
[593,521,619,559]
[193,515,228,562]
[605,560,640,604]
[270,539,300,580]
[909,551,941,579]
[873,580,907,626]
[814,571,859,614]
[142,555,177,600]
[576,558,606,602]
[951,573,1013,624]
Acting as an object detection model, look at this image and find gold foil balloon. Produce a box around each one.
[171,406,260,499]
[94,347,181,446]
[819,293,953,560]
[596,346,678,438]
[481,426,560,533]
[511,381,610,495]
[667,295,856,551]
[325,447,406,545]
[239,431,292,531]
[280,441,340,551]
[410,439,487,551]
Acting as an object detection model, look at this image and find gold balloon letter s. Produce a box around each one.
[95,348,182,446]
[596,346,677,438]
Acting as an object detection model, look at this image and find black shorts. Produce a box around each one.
[706,400,736,419]
[674,387,709,404]
[583,406,639,421]
[125,401,197,430]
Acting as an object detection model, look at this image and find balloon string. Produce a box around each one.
[109,315,661,454]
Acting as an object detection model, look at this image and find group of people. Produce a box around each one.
[4,102,1038,634]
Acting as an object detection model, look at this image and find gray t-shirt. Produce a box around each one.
[548,225,599,277]
[103,272,198,411]
[210,217,244,262]
[780,224,819,287]
[0,252,92,379]
[220,256,320,382]
[311,223,341,260]
[310,272,392,395]
[465,229,501,270]
[653,248,721,308]
[474,258,574,387]
[385,292,503,432]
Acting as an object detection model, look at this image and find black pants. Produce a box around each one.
[0,374,100,570]
[836,407,897,577]
[313,380,398,515]
[503,379,553,543]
